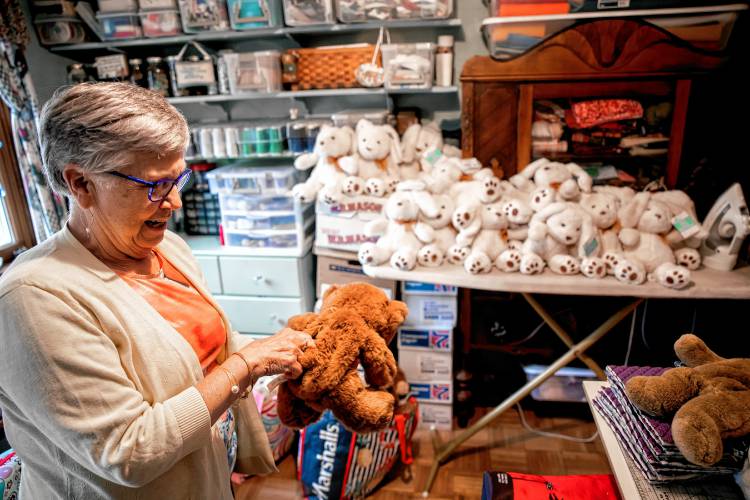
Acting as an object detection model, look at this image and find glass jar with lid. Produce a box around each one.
[67,63,88,85]
[146,57,170,97]
[128,58,146,87]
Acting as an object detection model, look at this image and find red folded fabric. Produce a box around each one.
[566,99,644,129]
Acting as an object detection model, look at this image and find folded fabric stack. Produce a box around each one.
[593,365,748,483]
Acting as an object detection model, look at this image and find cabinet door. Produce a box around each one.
[219,255,306,297]
[215,295,305,334]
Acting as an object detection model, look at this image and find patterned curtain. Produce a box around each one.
[1,1,67,242]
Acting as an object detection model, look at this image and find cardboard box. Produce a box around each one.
[402,281,458,296]
[409,381,453,404]
[314,195,386,252]
[418,402,453,431]
[316,255,397,299]
[398,327,453,352]
[402,293,458,327]
[399,349,453,382]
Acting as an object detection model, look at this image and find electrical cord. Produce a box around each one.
[641,299,651,350]
[624,304,639,366]
[516,403,599,443]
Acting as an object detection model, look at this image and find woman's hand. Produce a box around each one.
[238,328,312,384]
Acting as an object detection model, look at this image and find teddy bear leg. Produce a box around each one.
[341,176,364,197]
[602,252,623,275]
[365,178,388,197]
[580,256,607,279]
[675,247,701,270]
[417,244,444,267]
[548,254,580,275]
[319,184,343,206]
[452,206,476,232]
[291,183,318,204]
[276,383,323,429]
[529,187,555,212]
[358,242,390,266]
[654,263,691,289]
[480,176,502,203]
[325,372,395,433]
[446,244,470,265]
[624,367,698,417]
[520,253,545,275]
[464,252,492,274]
[496,249,522,273]
[674,334,725,367]
[390,249,417,271]
[613,259,647,285]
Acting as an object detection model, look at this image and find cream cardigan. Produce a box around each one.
[0,227,275,499]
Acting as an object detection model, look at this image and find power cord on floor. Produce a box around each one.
[516,403,599,443]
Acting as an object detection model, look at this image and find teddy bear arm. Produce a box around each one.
[619,228,640,247]
[414,223,435,244]
[299,338,364,395]
[674,334,725,367]
[323,371,395,433]
[360,334,398,388]
[625,367,699,417]
[287,312,318,332]
[276,382,323,429]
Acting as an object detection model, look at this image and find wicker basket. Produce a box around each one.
[283,44,380,90]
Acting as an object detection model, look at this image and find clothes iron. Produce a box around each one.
[699,183,750,271]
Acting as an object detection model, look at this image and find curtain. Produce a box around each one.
[1,2,67,242]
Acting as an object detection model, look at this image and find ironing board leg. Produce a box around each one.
[421,297,643,497]
[521,293,607,380]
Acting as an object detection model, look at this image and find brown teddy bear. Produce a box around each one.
[625,334,750,467]
[276,282,408,433]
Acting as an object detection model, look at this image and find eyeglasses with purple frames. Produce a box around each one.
[108,169,192,203]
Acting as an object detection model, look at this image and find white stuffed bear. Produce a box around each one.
[339,119,402,198]
[511,158,593,211]
[400,122,462,180]
[357,181,438,271]
[462,202,524,275]
[417,194,457,267]
[291,125,358,204]
[519,202,598,276]
[612,191,701,288]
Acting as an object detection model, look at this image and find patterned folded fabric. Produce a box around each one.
[566,99,644,129]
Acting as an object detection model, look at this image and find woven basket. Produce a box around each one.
[284,44,380,90]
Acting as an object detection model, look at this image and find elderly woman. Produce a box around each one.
[0,82,312,498]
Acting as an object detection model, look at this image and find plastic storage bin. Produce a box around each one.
[139,9,182,37]
[207,166,299,195]
[282,0,334,26]
[523,364,597,403]
[183,190,221,235]
[222,202,313,230]
[220,193,296,212]
[336,0,452,22]
[33,16,87,45]
[178,0,229,32]
[98,0,138,12]
[138,0,176,8]
[227,0,283,29]
[97,11,143,39]
[222,51,282,94]
[382,43,435,89]
[331,109,390,128]
[239,125,287,156]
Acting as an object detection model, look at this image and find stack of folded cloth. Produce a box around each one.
[593,365,749,483]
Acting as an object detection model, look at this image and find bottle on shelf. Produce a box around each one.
[67,63,88,85]
[128,58,145,88]
[435,35,454,87]
[146,57,170,97]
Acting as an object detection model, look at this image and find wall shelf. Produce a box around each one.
[49,18,462,53]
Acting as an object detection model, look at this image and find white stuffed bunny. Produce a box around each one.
[511,158,593,211]
[358,181,438,271]
[400,122,461,180]
[520,202,596,276]
[291,125,358,204]
[613,191,701,289]
[417,194,457,267]
[339,119,402,197]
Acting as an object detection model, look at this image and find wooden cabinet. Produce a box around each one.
[460,19,727,187]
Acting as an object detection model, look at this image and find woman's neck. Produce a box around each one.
[68,209,158,275]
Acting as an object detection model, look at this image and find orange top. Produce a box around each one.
[117,252,226,374]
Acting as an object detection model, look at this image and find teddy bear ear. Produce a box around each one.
[386,300,409,330]
[322,284,339,300]
[400,123,421,163]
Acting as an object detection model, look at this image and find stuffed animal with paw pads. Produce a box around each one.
[339,120,402,198]
[417,193,457,267]
[510,158,593,210]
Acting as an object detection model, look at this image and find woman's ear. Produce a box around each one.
[62,163,96,209]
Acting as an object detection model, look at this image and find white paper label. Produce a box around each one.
[672,211,701,239]
[175,61,216,87]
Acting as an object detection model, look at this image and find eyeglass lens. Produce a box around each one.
[150,170,192,202]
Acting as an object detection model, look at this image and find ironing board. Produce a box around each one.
[362,263,750,496]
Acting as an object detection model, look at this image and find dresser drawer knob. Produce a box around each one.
[254,275,267,283]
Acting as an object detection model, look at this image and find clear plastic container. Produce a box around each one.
[34,16,87,45]
[207,166,298,195]
[222,50,282,94]
[227,0,283,29]
[331,109,390,128]
[382,43,435,89]
[220,193,296,212]
[97,11,143,39]
[98,0,138,12]
[177,0,229,32]
[336,0,452,22]
[139,9,182,37]
[138,0,176,8]
[282,0,334,26]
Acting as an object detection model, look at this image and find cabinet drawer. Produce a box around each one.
[218,254,311,297]
[215,295,306,334]
[195,256,222,294]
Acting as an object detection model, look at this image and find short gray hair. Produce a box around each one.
[39,82,190,197]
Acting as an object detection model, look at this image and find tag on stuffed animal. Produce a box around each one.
[423,148,443,167]
[583,237,599,257]
[672,211,701,239]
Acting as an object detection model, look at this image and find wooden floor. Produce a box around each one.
[234,406,612,500]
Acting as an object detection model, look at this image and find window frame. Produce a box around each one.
[0,101,36,265]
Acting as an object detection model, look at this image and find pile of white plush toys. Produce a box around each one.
[291,119,704,289]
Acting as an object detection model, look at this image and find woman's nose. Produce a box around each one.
[161,186,183,210]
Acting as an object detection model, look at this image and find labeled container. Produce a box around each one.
[223,50,282,94]
[98,0,138,12]
[138,0,176,8]
[382,43,435,89]
[178,0,229,32]
[34,16,87,45]
[139,9,182,37]
[331,109,390,128]
[207,165,299,195]
[227,0,283,29]
[282,0,334,26]
[97,11,142,39]
[336,0,453,22]
[435,35,454,87]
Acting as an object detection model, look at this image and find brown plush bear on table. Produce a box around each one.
[625,334,750,467]
[276,282,408,433]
